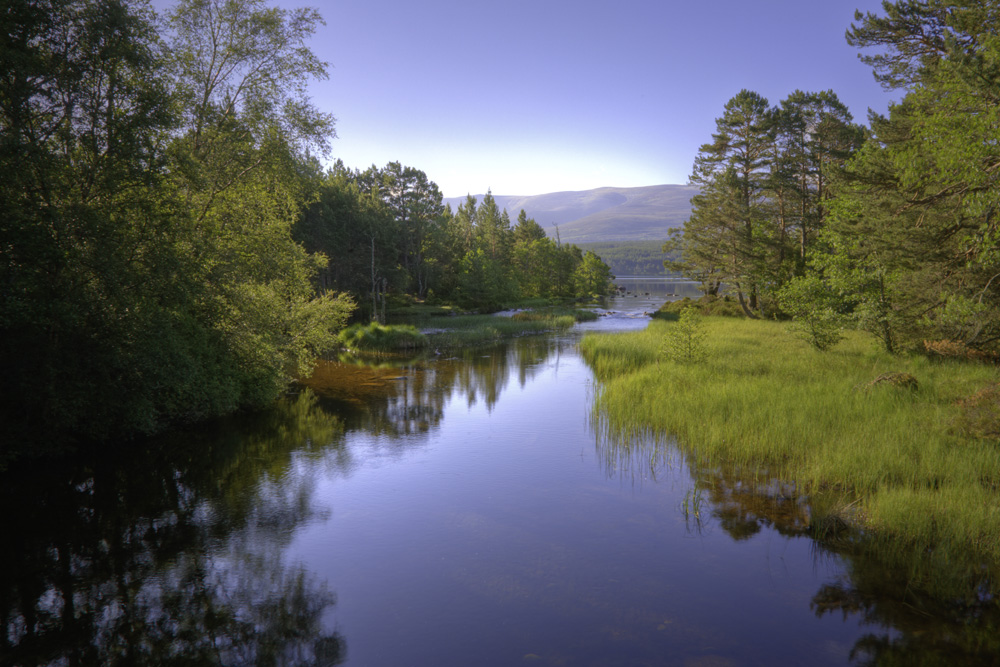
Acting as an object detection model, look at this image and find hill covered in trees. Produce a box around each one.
[576,241,677,277]
[443,185,698,243]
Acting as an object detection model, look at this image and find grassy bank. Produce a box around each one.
[340,307,593,353]
[338,322,429,352]
[425,312,579,347]
[580,317,1000,560]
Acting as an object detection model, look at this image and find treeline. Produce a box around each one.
[294,163,614,321]
[0,0,613,463]
[667,1,1000,356]
[577,241,678,277]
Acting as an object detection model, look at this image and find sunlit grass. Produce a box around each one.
[337,322,429,352]
[581,317,1000,559]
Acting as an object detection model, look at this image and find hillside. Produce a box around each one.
[575,241,679,277]
[442,184,698,244]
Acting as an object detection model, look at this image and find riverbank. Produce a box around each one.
[580,316,1000,563]
[339,305,600,353]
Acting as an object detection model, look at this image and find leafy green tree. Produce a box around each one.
[165,0,353,387]
[660,307,708,364]
[369,162,444,299]
[684,90,775,316]
[0,0,188,452]
[476,190,512,262]
[819,0,1000,353]
[773,90,864,266]
[513,209,547,245]
[777,274,845,351]
[574,250,615,297]
[0,0,353,464]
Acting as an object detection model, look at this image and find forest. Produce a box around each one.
[576,240,678,277]
[0,0,613,465]
[666,2,1000,358]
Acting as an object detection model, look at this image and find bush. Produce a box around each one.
[659,307,708,364]
[653,294,744,320]
[778,275,845,351]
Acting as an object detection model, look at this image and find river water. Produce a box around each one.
[3,280,998,666]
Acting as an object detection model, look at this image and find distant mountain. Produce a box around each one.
[442,184,698,243]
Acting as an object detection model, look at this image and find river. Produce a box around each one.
[2,279,998,666]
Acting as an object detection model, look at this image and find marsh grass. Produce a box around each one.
[580,317,1000,560]
[512,307,599,323]
[426,313,576,348]
[338,323,429,352]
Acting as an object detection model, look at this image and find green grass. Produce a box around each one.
[580,316,1000,561]
[338,322,429,352]
[425,312,577,348]
[511,307,599,323]
[652,294,745,320]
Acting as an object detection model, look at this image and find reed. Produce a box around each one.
[581,317,1000,559]
[426,313,576,348]
[337,322,429,352]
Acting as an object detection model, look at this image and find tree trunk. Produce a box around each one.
[735,284,760,319]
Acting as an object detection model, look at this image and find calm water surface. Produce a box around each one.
[3,280,999,666]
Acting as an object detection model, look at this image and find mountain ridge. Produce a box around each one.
[442,184,698,244]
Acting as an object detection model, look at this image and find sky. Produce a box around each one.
[281,0,897,197]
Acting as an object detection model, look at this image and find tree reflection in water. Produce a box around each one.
[303,336,573,436]
[594,425,1000,665]
[0,390,346,666]
[1,336,575,666]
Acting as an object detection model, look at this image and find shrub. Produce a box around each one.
[778,275,845,351]
[659,307,708,364]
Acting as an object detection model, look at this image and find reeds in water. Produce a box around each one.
[581,316,1000,561]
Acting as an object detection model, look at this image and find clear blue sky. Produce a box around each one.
[291,0,895,197]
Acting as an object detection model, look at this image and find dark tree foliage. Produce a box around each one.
[297,175,615,314]
[821,0,1000,352]
[0,0,353,466]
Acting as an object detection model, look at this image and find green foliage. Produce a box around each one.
[511,307,598,323]
[822,0,1000,354]
[0,0,354,463]
[659,307,708,364]
[573,250,615,298]
[778,275,845,351]
[576,240,675,276]
[671,88,863,314]
[338,323,428,352]
[653,295,744,320]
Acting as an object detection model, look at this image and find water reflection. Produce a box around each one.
[0,390,346,666]
[302,336,575,436]
[593,425,1000,665]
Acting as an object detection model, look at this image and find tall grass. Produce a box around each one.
[338,322,428,352]
[426,313,576,347]
[580,317,1000,560]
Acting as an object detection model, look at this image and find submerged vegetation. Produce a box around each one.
[581,316,1000,562]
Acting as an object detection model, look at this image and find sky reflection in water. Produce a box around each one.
[5,281,1000,666]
